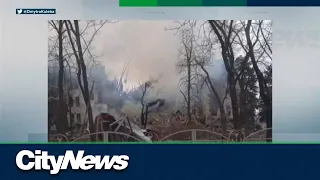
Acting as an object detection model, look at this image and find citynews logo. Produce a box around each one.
[15,150,129,174]
[16,8,56,15]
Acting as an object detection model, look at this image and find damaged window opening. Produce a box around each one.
[76,113,81,123]
[69,96,73,107]
[70,114,74,123]
[75,97,80,107]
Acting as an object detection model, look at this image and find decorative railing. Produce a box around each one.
[159,128,271,142]
[49,128,272,142]
[72,131,143,142]
[159,129,229,142]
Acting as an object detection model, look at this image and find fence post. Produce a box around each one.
[191,130,196,141]
[103,132,109,142]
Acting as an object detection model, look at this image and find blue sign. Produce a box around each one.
[1,144,320,179]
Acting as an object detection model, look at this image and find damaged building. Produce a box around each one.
[198,57,265,131]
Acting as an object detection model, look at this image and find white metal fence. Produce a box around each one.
[49,128,271,142]
[159,128,271,142]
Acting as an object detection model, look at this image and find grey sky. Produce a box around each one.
[92,20,182,96]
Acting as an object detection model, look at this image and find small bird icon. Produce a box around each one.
[16,9,22,14]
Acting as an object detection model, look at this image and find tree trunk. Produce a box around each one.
[187,59,192,122]
[208,20,240,130]
[73,20,95,141]
[199,63,227,132]
[56,20,68,134]
[245,20,272,141]
[228,76,240,129]
[140,83,147,129]
[238,77,249,133]
[207,78,227,133]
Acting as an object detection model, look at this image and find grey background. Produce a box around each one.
[0,0,319,142]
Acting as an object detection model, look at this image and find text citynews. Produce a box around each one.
[15,150,129,174]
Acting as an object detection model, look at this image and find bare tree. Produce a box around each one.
[63,20,108,140]
[244,20,272,141]
[139,81,151,129]
[207,20,242,130]
[195,59,228,132]
[176,28,196,123]
[138,76,161,129]
[207,20,272,138]
[48,20,69,134]
[173,22,229,131]
[170,20,272,137]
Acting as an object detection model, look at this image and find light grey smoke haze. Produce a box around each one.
[92,20,182,97]
[48,20,229,114]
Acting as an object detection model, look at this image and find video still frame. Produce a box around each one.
[48,20,272,143]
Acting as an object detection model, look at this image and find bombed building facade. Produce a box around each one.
[49,55,264,134]
[66,89,106,126]
[197,56,264,130]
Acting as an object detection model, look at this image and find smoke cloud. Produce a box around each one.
[49,20,229,117]
[92,20,182,98]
